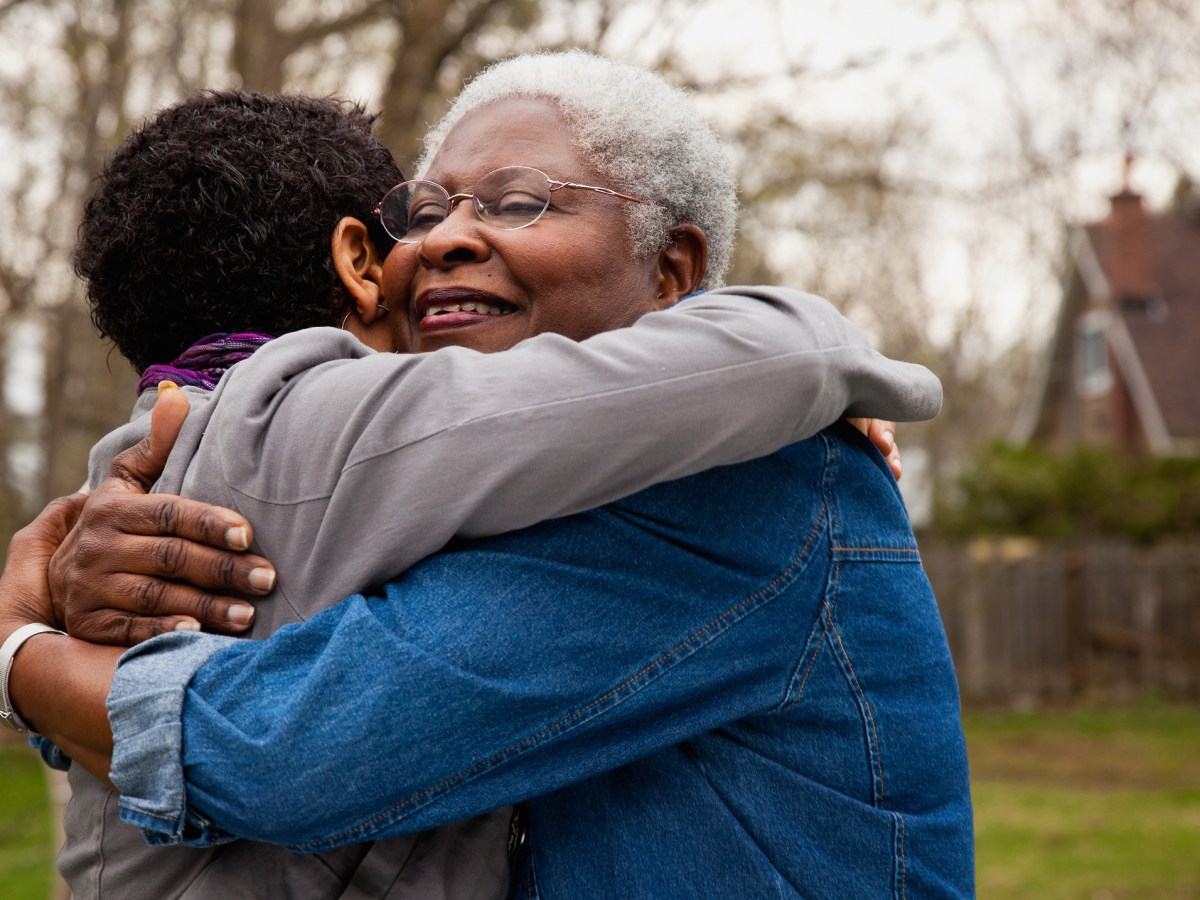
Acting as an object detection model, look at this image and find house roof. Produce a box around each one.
[1085,193,1200,439]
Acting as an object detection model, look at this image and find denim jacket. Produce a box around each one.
[110,424,974,898]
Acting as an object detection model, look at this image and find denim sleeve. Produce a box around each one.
[30,735,71,771]
[108,631,240,846]
[111,450,828,851]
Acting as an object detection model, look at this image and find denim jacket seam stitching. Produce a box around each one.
[832,546,920,554]
[782,605,832,709]
[781,516,835,711]
[827,611,887,803]
[895,811,908,900]
[819,422,888,803]
[821,431,841,545]
[782,435,839,710]
[299,509,827,849]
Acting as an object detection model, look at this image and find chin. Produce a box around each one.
[416,327,524,355]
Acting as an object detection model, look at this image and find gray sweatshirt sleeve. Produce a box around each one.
[188,286,939,608]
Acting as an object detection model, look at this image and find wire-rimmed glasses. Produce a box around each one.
[374,165,657,244]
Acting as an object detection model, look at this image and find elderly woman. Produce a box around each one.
[3,52,972,898]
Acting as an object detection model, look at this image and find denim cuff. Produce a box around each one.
[30,735,72,771]
[108,631,238,846]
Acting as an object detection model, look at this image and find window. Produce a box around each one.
[1076,311,1111,396]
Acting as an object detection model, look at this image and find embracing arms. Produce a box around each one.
[63,286,925,640]
[2,286,932,787]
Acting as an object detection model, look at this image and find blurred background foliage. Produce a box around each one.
[940,442,1200,542]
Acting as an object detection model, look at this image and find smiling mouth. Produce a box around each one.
[417,290,518,330]
[425,300,514,318]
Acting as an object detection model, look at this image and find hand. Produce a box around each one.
[847,418,902,480]
[0,493,86,641]
[48,383,277,646]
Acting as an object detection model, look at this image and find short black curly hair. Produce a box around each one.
[75,90,403,373]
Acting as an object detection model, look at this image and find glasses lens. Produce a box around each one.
[379,181,450,243]
[404,182,453,242]
[473,167,551,230]
[379,184,409,242]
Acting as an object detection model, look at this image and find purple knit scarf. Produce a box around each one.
[137,332,274,395]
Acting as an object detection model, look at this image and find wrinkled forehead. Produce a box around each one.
[422,97,598,191]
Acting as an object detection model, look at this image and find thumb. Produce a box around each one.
[108,381,190,492]
[149,381,190,464]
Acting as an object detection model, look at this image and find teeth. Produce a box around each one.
[426,302,512,317]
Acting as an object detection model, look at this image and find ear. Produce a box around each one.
[652,224,707,310]
[331,217,391,351]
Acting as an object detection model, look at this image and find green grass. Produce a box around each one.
[967,703,1200,899]
[2,706,1199,898]
[0,742,55,900]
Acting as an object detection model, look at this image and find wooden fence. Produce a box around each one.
[922,539,1200,705]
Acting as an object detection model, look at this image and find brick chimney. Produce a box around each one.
[1103,154,1156,307]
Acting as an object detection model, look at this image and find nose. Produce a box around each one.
[417,199,492,270]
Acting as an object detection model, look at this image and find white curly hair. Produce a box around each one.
[415,50,738,289]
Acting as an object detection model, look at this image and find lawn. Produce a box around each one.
[1,704,1198,898]
[966,703,1200,899]
[0,742,57,900]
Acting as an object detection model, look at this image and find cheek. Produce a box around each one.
[569,247,657,325]
[538,273,653,342]
[381,245,419,305]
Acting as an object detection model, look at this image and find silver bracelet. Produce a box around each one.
[0,623,66,735]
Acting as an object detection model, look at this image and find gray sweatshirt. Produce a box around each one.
[62,287,941,900]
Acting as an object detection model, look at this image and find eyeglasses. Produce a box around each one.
[374,165,657,244]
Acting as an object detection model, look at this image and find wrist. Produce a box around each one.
[0,623,66,735]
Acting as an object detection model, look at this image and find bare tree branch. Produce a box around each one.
[288,0,390,50]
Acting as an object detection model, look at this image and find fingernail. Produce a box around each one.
[226,526,250,550]
[174,619,201,632]
[248,567,276,592]
[157,380,179,395]
[882,430,895,451]
[228,604,255,626]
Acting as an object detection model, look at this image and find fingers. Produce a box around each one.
[79,532,275,596]
[107,382,190,493]
[76,491,255,552]
[57,523,275,616]
[68,599,250,647]
[65,575,260,644]
[48,492,276,645]
[866,419,902,481]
